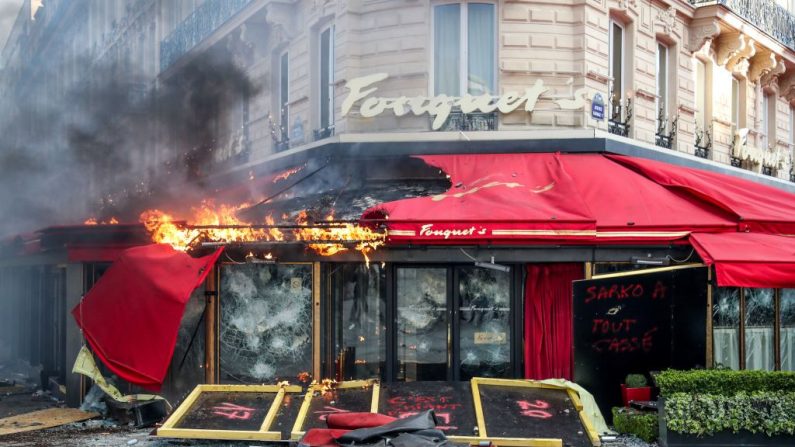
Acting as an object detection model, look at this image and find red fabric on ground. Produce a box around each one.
[72,244,222,390]
[524,263,583,380]
[690,233,795,288]
[298,429,350,447]
[326,413,397,430]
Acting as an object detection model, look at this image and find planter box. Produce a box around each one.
[658,399,795,447]
[621,384,651,406]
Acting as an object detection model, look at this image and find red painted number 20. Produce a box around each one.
[516,400,553,419]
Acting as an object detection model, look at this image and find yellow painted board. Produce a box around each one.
[0,408,99,436]
[156,427,281,441]
[290,379,378,439]
[448,435,563,447]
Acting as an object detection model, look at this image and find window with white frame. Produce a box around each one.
[694,59,708,135]
[318,25,334,136]
[433,2,496,96]
[656,42,669,132]
[609,21,625,116]
[731,77,741,130]
[762,92,773,149]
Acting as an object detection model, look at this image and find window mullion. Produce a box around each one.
[739,288,746,370]
[776,289,782,370]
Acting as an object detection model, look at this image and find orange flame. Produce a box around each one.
[273,165,305,183]
[139,203,385,262]
[84,217,119,225]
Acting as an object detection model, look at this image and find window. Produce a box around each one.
[279,51,289,133]
[433,2,496,96]
[713,287,795,371]
[656,43,669,132]
[694,59,708,135]
[731,78,740,130]
[762,92,774,149]
[609,21,625,114]
[317,25,334,138]
[789,106,795,147]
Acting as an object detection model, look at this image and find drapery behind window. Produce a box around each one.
[433,4,460,96]
[524,263,582,380]
[467,3,495,95]
[713,287,740,369]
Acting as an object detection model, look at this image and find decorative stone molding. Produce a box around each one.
[586,70,611,85]
[780,75,795,104]
[717,33,745,66]
[687,21,721,54]
[761,60,785,91]
[678,104,696,116]
[726,36,755,77]
[656,6,677,36]
[635,88,657,101]
[749,51,778,84]
[616,0,638,12]
[265,2,299,41]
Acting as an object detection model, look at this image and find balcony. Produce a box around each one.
[160,0,253,71]
[690,0,795,50]
[438,109,498,132]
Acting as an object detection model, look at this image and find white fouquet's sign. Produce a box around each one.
[341,73,588,130]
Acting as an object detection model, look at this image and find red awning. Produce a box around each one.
[363,153,737,244]
[690,232,795,288]
[72,244,222,390]
[607,155,795,235]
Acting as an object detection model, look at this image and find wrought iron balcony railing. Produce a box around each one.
[694,125,712,159]
[655,106,678,150]
[160,0,253,71]
[608,96,632,138]
[690,0,795,50]
[762,165,774,176]
[438,109,498,132]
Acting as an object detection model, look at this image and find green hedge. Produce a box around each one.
[656,369,795,397]
[612,407,657,443]
[666,392,795,436]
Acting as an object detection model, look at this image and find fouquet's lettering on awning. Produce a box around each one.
[341,73,588,130]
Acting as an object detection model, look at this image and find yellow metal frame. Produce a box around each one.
[290,379,379,440]
[590,263,704,280]
[157,384,302,441]
[469,378,600,447]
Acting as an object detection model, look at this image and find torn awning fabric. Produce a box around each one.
[72,244,223,390]
[690,233,795,289]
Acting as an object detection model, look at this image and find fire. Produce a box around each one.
[84,217,119,225]
[139,202,385,263]
[140,201,284,251]
[273,165,305,183]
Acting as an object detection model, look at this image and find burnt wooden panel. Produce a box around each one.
[301,386,374,432]
[378,381,477,437]
[173,391,276,431]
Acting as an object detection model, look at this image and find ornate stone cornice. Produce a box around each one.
[616,0,638,12]
[725,36,756,77]
[749,51,777,84]
[687,21,721,54]
[778,74,795,103]
[761,60,786,91]
[656,6,677,36]
[717,33,744,66]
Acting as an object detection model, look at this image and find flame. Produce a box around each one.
[84,217,119,225]
[140,201,284,251]
[273,165,305,183]
[140,202,385,262]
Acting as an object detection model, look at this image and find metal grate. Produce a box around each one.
[690,0,795,51]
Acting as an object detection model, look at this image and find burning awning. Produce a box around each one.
[362,153,737,244]
[72,244,222,390]
[690,232,795,288]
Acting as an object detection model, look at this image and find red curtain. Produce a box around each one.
[524,263,583,380]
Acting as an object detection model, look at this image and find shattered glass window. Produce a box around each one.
[219,264,312,383]
[396,268,448,381]
[745,288,774,371]
[781,289,795,371]
[712,287,739,369]
[165,287,206,403]
[458,267,511,380]
[330,264,386,381]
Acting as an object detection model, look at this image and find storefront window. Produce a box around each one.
[219,264,312,383]
[396,267,448,381]
[433,2,495,96]
[713,287,740,369]
[781,289,795,371]
[744,288,775,371]
[458,267,511,380]
[330,264,386,380]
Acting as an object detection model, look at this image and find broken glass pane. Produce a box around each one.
[219,264,312,383]
[396,268,448,381]
[458,267,511,380]
[712,287,739,369]
[745,288,774,371]
[781,289,795,371]
[330,263,386,380]
[165,287,206,403]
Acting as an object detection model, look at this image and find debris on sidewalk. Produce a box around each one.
[0,407,98,436]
